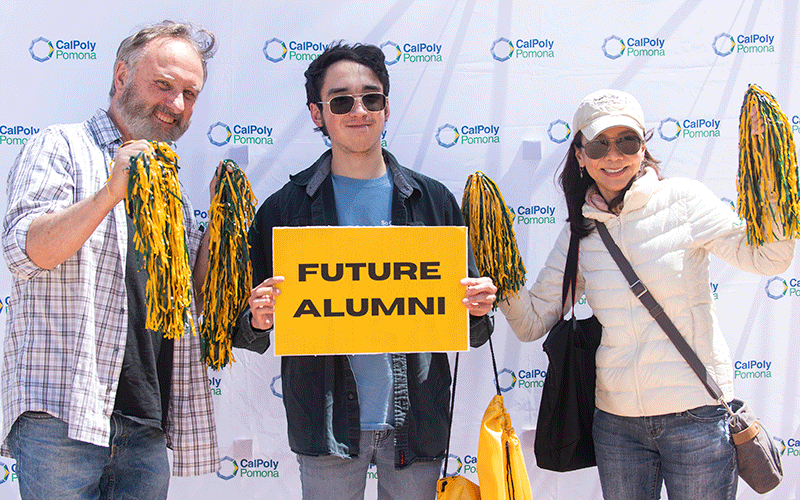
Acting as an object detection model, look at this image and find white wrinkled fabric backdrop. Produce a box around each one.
[0,1,798,498]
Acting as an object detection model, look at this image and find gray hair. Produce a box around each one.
[109,20,216,98]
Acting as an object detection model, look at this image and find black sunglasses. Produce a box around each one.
[317,93,387,115]
[580,135,643,159]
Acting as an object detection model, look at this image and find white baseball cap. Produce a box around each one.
[572,89,645,141]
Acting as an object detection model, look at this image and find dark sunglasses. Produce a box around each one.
[580,135,643,159]
[317,93,387,115]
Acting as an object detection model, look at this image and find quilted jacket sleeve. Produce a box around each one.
[685,180,794,275]
[499,223,585,342]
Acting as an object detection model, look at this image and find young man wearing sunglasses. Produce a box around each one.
[232,42,497,499]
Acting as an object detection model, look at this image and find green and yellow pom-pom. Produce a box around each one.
[200,159,257,370]
[126,141,194,340]
[461,171,526,303]
[737,84,800,246]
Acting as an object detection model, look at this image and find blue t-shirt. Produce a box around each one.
[331,170,394,430]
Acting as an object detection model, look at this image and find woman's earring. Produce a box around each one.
[580,166,585,179]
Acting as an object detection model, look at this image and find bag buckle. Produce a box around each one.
[629,280,647,298]
[718,397,736,419]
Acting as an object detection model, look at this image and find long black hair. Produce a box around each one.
[558,130,661,238]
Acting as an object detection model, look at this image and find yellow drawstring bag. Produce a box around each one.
[437,475,482,500]
[477,339,533,500]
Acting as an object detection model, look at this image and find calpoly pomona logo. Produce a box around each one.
[443,454,465,475]
[237,458,280,478]
[0,125,40,147]
[782,437,800,458]
[207,122,231,146]
[712,33,736,57]
[217,456,239,480]
[490,38,514,62]
[217,456,280,480]
[547,119,571,143]
[603,35,665,59]
[263,38,328,63]
[207,121,273,147]
[713,32,775,56]
[208,376,222,396]
[194,209,209,232]
[733,359,772,380]
[509,205,557,226]
[379,40,442,65]
[764,276,792,300]
[0,460,17,484]
[29,36,97,62]
[270,374,282,398]
[497,367,545,392]
[436,123,499,148]
[658,117,720,141]
[491,36,554,62]
[444,454,481,475]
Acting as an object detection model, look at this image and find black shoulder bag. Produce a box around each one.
[534,229,603,472]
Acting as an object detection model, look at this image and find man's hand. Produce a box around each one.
[249,276,285,330]
[461,276,497,317]
[108,140,152,202]
[209,160,235,203]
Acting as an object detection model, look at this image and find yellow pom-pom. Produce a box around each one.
[461,171,526,304]
[126,141,194,340]
[737,84,800,245]
[200,159,257,370]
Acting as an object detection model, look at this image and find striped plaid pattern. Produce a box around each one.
[2,110,219,475]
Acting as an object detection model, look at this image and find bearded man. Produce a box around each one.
[2,21,222,500]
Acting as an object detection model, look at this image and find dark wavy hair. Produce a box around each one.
[304,42,390,137]
[558,130,661,238]
[109,20,216,98]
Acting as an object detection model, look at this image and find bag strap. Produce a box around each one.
[489,336,502,396]
[595,221,726,403]
[442,352,460,478]
[561,230,581,317]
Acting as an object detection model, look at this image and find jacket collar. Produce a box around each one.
[293,148,417,199]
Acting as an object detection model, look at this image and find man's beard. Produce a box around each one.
[116,80,191,142]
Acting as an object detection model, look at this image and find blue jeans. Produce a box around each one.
[593,406,737,500]
[7,411,170,500]
[297,429,442,500]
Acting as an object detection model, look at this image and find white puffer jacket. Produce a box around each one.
[500,168,795,417]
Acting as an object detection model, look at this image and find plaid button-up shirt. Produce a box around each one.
[2,109,219,476]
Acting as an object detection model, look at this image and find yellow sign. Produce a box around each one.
[272,226,469,355]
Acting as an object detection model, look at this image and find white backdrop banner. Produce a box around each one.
[1,1,799,498]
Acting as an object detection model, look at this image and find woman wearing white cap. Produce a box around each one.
[498,89,794,499]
